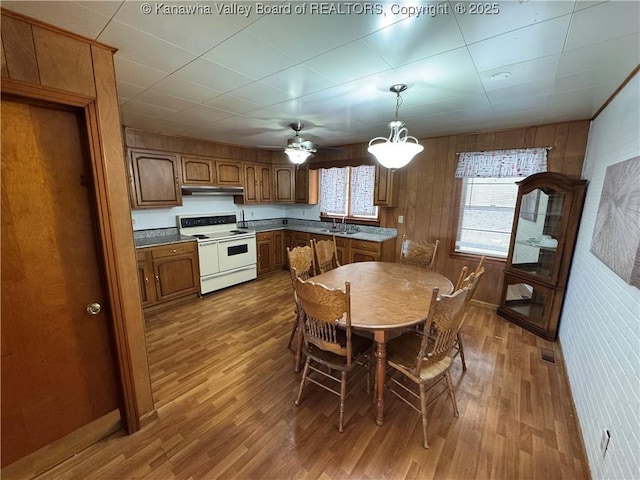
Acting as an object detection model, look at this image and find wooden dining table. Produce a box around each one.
[308,261,454,425]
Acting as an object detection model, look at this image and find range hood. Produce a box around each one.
[181,185,244,196]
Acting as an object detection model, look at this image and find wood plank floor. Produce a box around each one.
[35,270,590,479]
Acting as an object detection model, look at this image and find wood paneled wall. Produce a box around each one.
[392,121,590,305]
[1,9,154,423]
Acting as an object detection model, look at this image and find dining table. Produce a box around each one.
[307,261,454,426]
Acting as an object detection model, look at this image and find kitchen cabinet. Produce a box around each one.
[274,165,295,203]
[257,230,284,274]
[350,239,381,263]
[180,156,243,187]
[374,165,399,207]
[136,242,200,309]
[293,231,311,248]
[283,230,294,268]
[128,148,182,208]
[497,172,587,340]
[295,166,319,204]
[236,162,273,204]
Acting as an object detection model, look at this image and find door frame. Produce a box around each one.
[2,78,140,433]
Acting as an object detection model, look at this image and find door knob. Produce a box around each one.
[86,303,101,315]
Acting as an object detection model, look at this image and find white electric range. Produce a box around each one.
[177,213,257,295]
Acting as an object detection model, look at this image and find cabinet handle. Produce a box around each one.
[145,277,149,287]
[155,275,160,284]
[172,249,177,253]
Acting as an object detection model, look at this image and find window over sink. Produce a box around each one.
[319,165,379,221]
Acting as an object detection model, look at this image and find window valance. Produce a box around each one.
[455,148,548,178]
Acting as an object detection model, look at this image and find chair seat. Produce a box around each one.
[304,332,373,371]
[387,331,453,382]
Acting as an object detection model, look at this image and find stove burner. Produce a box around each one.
[229,230,246,234]
[192,234,210,239]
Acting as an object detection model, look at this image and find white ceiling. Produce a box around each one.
[5,1,639,151]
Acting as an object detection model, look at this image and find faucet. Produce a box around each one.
[342,216,347,231]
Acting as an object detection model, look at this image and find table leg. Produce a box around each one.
[374,331,386,425]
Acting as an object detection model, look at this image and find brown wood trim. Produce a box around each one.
[593,64,640,119]
[1,8,118,53]
[1,410,121,480]
[84,101,140,433]
[1,77,94,105]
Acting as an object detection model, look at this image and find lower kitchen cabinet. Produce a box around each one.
[257,230,284,275]
[136,241,200,310]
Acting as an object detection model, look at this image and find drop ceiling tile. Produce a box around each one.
[152,75,223,104]
[1,1,112,39]
[113,2,242,55]
[113,56,167,88]
[454,1,574,44]
[261,65,333,97]
[167,104,236,127]
[116,81,145,101]
[173,58,255,92]
[468,16,571,72]
[204,94,262,115]
[120,109,161,127]
[134,89,197,112]
[99,20,196,73]
[245,10,385,61]
[487,79,556,112]
[304,41,391,84]
[545,88,601,117]
[202,33,297,80]
[76,1,123,17]
[362,14,465,68]
[558,33,640,79]
[565,1,640,51]
[229,82,294,106]
[121,100,178,118]
[479,55,561,91]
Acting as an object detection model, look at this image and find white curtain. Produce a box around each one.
[319,167,348,215]
[350,165,376,217]
[455,148,548,178]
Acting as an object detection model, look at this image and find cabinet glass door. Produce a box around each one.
[511,187,564,282]
[502,274,553,329]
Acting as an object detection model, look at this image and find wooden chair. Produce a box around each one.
[452,258,486,371]
[286,247,315,372]
[399,235,439,270]
[385,285,472,448]
[294,276,373,432]
[311,236,340,274]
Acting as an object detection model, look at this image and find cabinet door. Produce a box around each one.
[257,231,274,275]
[242,163,259,204]
[335,236,349,265]
[129,149,181,208]
[283,231,294,268]
[274,165,295,203]
[136,251,155,307]
[293,231,310,247]
[216,161,243,186]
[350,240,381,263]
[181,156,215,185]
[258,164,273,203]
[153,255,199,302]
[373,165,398,206]
[295,167,318,204]
[273,230,283,267]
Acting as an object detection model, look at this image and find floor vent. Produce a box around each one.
[541,348,556,364]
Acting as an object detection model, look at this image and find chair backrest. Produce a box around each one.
[400,236,439,270]
[294,276,354,363]
[287,245,314,286]
[311,237,340,274]
[415,286,472,374]
[454,256,486,291]
[456,266,485,305]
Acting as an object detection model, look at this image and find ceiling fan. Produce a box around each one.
[284,121,316,164]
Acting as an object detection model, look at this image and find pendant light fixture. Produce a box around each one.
[284,122,316,165]
[368,84,423,169]
[284,147,313,164]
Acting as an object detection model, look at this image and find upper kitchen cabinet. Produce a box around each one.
[295,166,318,204]
[274,165,295,203]
[236,162,273,204]
[374,165,399,207]
[128,148,182,208]
[181,155,243,186]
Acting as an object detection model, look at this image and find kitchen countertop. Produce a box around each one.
[251,223,396,243]
[134,234,197,248]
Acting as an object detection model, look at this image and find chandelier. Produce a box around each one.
[284,147,313,164]
[284,122,316,165]
[368,84,423,170]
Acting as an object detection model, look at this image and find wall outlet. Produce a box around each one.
[398,215,404,224]
[600,429,611,458]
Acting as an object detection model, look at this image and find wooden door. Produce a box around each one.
[274,165,295,202]
[1,99,120,467]
[129,149,181,207]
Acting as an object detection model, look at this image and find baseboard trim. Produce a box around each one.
[1,409,122,480]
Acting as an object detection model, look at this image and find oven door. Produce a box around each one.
[198,240,220,277]
[218,236,257,272]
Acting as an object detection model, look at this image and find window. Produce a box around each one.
[319,165,379,220]
[455,177,525,258]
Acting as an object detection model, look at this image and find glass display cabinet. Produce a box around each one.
[497,172,587,340]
